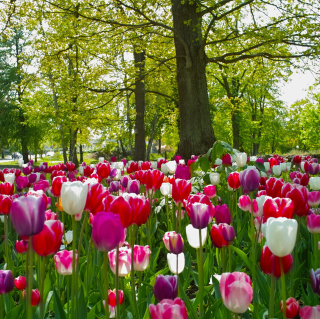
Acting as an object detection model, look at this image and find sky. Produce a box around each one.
[280,69,317,107]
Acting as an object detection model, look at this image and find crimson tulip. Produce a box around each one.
[228,172,240,190]
[262,197,294,222]
[108,196,132,228]
[204,185,216,199]
[238,195,251,211]
[0,182,14,195]
[32,220,64,256]
[222,153,232,166]
[210,224,229,248]
[260,245,292,278]
[96,162,111,179]
[215,204,231,225]
[23,289,40,306]
[16,240,28,253]
[66,161,76,172]
[51,176,67,197]
[14,276,26,290]
[265,177,284,198]
[85,183,109,215]
[127,195,150,226]
[172,179,191,204]
[0,195,12,214]
[144,169,164,191]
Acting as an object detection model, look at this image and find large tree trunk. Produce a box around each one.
[133,50,146,161]
[69,128,78,166]
[172,0,215,159]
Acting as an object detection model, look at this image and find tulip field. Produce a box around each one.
[0,140,320,318]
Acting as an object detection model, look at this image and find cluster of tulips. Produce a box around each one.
[0,146,320,318]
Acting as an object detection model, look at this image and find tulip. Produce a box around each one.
[144,169,164,191]
[107,288,124,307]
[92,212,124,252]
[222,154,232,166]
[153,275,178,301]
[210,172,220,185]
[300,306,320,319]
[127,180,140,195]
[264,162,270,172]
[16,176,29,191]
[64,230,73,245]
[210,224,229,248]
[109,181,120,193]
[0,195,13,214]
[255,195,271,215]
[0,182,14,195]
[172,179,191,204]
[221,224,235,242]
[272,165,282,176]
[186,224,207,248]
[308,191,320,207]
[33,180,50,192]
[238,195,251,211]
[260,246,293,277]
[4,173,15,184]
[0,270,14,294]
[184,193,215,223]
[310,177,320,191]
[133,245,151,271]
[160,182,172,196]
[167,253,185,274]
[174,165,191,180]
[265,177,284,198]
[220,272,253,313]
[228,172,240,190]
[129,195,150,226]
[236,152,247,168]
[96,162,111,179]
[307,214,320,233]
[23,289,40,306]
[204,185,216,199]
[280,298,299,319]
[14,276,27,290]
[261,217,298,257]
[163,231,176,251]
[32,220,64,256]
[16,240,28,253]
[215,204,231,225]
[166,161,177,174]
[108,247,131,276]
[161,163,169,175]
[169,233,184,254]
[51,176,67,197]
[262,197,294,221]
[54,250,76,275]
[85,183,109,216]
[190,203,210,229]
[10,195,46,237]
[240,167,260,192]
[149,298,188,319]
[309,163,320,175]
[310,269,320,295]
[108,196,132,228]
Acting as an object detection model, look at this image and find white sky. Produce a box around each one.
[280,69,317,106]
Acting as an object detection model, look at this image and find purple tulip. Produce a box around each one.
[92,212,124,252]
[190,203,210,229]
[34,167,40,173]
[28,173,37,184]
[0,270,14,294]
[221,224,235,242]
[109,181,120,193]
[33,180,50,192]
[174,165,191,180]
[215,204,231,225]
[10,195,46,236]
[311,269,320,295]
[16,176,29,191]
[153,275,178,301]
[109,168,118,179]
[127,180,140,195]
[22,166,32,176]
[309,163,320,175]
[169,233,184,254]
[240,167,260,192]
[120,176,129,189]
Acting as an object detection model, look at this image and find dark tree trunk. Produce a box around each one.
[119,139,127,157]
[133,50,146,161]
[1,151,4,159]
[69,128,78,166]
[172,0,215,159]
[19,110,29,163]
[79,144,83,164]
[146,112,157,160]
[158,137,161,154]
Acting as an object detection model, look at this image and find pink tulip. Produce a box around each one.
[308,191,320,208]
[163,231,176,251]
[299,306,320,319]
[220,272,253,313]
[108,247,131,276]
[172,179,191,204]
[149,298,188,319]
[133,245,151,271]
[54,250,76,275]
[238,195,251,212]
[307,214,320,234]
[204,185,216,199]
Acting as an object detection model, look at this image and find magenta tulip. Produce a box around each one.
[149,298,188,319]
[204,185,216,199]
[169,233,184,254]
[308,191,320,208]
[307,214,320,234]
[108,247,131,276]
[54,250,76,275]
[215,204,231,225]
[190,203,210,229]
[133,245,151,271]
[238,195,251,212]
[300,306,320,319]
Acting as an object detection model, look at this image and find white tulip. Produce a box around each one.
[210,173,220,185]
[4,173,15,184]
[301,161,305,172]
[215,158,222,166]
[64,230,73,245]
[18,159,24,167]
[280,162,287,172]
[236,153,247,168]
[151,161,157,169]
[264,162,270,172]
[186,224,207,249]
[179,159,185,165]
[167,253,185,274]
[272,165,282,176]
[98,157,104,163]
[61,181,88,216]
[79,166,84,175]
[166,161,177,174]
[161,163,169,175]
[160,182,172,196]
[310,177,320,191]
[261,217,298,257]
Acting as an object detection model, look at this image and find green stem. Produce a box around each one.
[165,196,169,229]
[71,216,77,319]
[86,239,92,300]
[269,275,275,318]
[280,258,287,319]
[115,246,120,319]
[228,245,231,272]
[4,215,9,270]
[314,234,318,268]
[77,212,88,271]
[176,202,181,233]
[67,275,70,319]
[27,235,34,319]
[198,229,204,319]
[0,294,3,319]
[131,225,139,319]
[39,256,47,319]
[221,246,226,273]
[104,252,110,319]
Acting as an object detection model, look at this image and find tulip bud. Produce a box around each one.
[108,247,131,277]
[204,185,216,199]
[127,180,140,195]
[149,298,188,319]
[240,167,260,192]
[169,233,184,254]
[228,172,240,190]
[221,224,235,242]
[299,306,320,319]
[236,153,247,168]
[163,231,176,251]
[311,269,320,295]
[23,289,40,306]
[160,182,172,196]
[308,191,320,208]
[153,275,178,301]
[15,240,28,253]
[210,173,220,185]
[190,203,210,229]
[133,245,151,271]
[272,165,282,176]
[280,297,299,319]
[310,177,320,191]
[0,270,14,294]
[14,276,26,290]
[238,195,251,211]
[215,204,231,225]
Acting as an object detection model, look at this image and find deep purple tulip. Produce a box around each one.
[22,166,32,176]
[127,180,140,195]
[240,167,260,192]
[215,204,231,225]
[309,163,320,175]
[28,173,38,184]
[16,176,29,191]
[92,212,124,252]
[10,195,46,236]
[190,203,210,229]
[0,270,14,294]
[120,176,129,189]
[174,165,191,180]
[109,168,118,179]
[221,224,235,242]
[311,268,320,295]
[109,181,120,193]
[169,233,184,254]
[153,275,178,301]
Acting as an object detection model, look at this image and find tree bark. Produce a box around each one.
[79,144,83,163]
[146,112,157,160]
[172,0,215,159]
[133,50,146,161]
[69,128,78,166]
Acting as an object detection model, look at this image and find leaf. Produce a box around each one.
[199,156,210,172]
[211,141,224,165]
[254,162,266,172]
[53,288,67,319]
[78,284,87,319]
[5,304,24,319]
[206,147,212,162]
[178,279,197,319]
[203,173,210,185]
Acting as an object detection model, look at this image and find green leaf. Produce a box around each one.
[203,173,210,185]
[178,280,197,319]
[199,156,210,172]
[211,141,224,165]
[5,304,24,319]
[78,284,87,319]
[254,161,266,172]
[206,147,212,162]
[53,288,67,319]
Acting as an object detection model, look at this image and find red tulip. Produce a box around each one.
[172,179,191,204]
[280,297,299,319]
[265,177,284,198]
[96,162,111,180]
[210,224,229,248]
[14,276,26,290]
[228,172,240,190]
[127,195,150,226]
[23,289,40,306]
[0,195,12,214]
[144,169,164,191]
[108,196,132,228]
[222,154,232,166]
[66,161,76,172]
[263,197,294,222]
[15,240,28,253]
[0,171,4,182]
[260,245,292,278]
[85,183,109,215]
[32,220,64,256]
[0,183,14,195]
[108,288,124,307]
[51,176,67,197]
